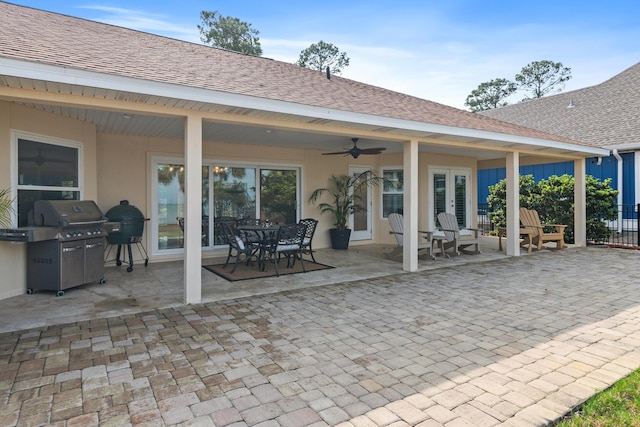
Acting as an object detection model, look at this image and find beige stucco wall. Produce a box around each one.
[96,133,394,259]
[0,102,98,299]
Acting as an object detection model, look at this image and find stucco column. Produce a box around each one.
[183,114,203,304]
[574,158,587,247]
[505,152,520,256]
[403,139,419,272]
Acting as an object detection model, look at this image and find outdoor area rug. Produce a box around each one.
[203,259,333,281]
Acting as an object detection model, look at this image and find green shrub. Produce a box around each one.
[487,174,617,243]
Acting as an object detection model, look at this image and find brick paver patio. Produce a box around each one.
[1,247,640,426]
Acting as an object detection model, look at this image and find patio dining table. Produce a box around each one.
[237,224,281,271]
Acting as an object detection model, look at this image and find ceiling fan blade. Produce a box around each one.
[322,150,351,156]
[358,148,387,154]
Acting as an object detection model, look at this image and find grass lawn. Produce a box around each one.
[554,368,640,426]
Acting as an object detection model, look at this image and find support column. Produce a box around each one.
[403,140,419,272]
[574,158,587,247]
[505,152,520,256]
[183,114,203,304]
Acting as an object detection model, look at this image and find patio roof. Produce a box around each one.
[0,1,608,160]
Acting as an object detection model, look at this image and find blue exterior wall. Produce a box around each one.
[477,153,634,205]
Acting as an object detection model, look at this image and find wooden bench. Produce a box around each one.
[497,227,536,253]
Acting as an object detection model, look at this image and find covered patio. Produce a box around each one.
[0,1,608,308]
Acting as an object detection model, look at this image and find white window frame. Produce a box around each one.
[11,130,83,227]
[380,166,404,219]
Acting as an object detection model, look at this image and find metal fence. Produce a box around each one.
[476,203,640,248]
[590,204,639,248]
[476,203,495,236]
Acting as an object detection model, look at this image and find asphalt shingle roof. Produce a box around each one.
[480,62,640,148]
[0,1,592,147]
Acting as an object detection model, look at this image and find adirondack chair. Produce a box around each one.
[519,207,566,250]
[387,213,438,259]
[436,212,481,256]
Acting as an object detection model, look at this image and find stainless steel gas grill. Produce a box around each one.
[24,200,108,296]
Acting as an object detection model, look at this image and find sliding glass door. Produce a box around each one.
[212,166,256,245]
[152,159,300,254]
[155,162,210,251]
[260,169,298,225]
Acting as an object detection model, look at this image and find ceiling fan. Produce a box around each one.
[322,138,386,159]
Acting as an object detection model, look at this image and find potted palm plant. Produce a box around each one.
[0,188,14,229]
[309,171,385,249]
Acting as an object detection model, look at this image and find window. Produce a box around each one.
[14,135,81,227]
[381,168,403,218]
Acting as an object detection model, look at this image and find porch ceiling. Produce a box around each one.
[13,100,510,161]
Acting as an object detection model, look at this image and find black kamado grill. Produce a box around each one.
[105,200,149,272]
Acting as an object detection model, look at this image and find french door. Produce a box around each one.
[429,167,472,230]
[349,165,373,240]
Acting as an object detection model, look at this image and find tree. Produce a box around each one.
[296,41,350,75]
[198,10,262,56]
[464,78,517,112]
[486,174,538,229]
[487,174,617,243]
[465,59,572,111]
[515,60,572,100]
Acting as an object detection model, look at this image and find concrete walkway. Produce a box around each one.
[2,247,640,426]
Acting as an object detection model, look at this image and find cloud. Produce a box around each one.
[79,5,201,43]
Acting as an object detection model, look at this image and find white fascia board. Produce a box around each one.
[604,143,640,152]
[1,57,610,157]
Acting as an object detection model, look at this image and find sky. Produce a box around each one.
[8,1,640,109]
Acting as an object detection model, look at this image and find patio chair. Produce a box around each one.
[177,216,210,247]
[221,222,260,273]
[437,212,481,256]
[298,218,319,262]
[264,223,307,276]
[519,207,566,250]
[387,213,437,260]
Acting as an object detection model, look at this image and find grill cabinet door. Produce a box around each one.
[84,237,105,283]
[60,241,85,289]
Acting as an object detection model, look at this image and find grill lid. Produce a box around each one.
[32,200,107,227]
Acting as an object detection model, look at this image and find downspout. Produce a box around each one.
[612,149,623,234]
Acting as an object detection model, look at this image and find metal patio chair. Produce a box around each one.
[298,218,319,262]
[263,223,307,276]
[221,221,260,273]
